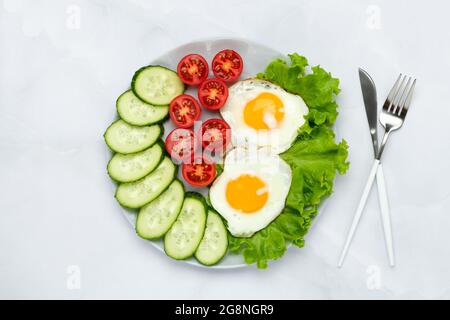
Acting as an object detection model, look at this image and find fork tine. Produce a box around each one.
[389,75,408,113]
[392,76,411,114]
[398,79,416,117]
[384,74,402,111]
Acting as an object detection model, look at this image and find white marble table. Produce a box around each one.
[1,0,449,299]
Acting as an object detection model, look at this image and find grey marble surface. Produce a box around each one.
[1,0,449,299]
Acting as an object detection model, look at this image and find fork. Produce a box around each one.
[338,74,416,267]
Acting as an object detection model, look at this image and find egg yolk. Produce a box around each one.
[243,92,285,130]
[226,174,268,213]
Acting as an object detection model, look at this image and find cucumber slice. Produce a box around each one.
[164,192,207,260]
[136,180,185,239]
[195,210,228,266]
[116,90,169,126]
[107,142,163,183]
[115,157,176,208]
[131,66,185,105]
[104,120,162,154]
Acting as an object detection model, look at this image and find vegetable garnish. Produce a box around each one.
[257,53,340,129]
[228,53,349,268]
[182,155,217,187]
[198,78,229,110]
[212,49,243,82]
[165,128,197,162]
[169,94,201,128]
[177,54,209,85]
[200,118,231,151]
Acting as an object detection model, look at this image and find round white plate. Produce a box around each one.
[112,38,292,269]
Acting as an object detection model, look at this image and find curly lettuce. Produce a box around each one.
[228,53,349,268]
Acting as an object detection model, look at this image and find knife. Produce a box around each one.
[358,68,395,266]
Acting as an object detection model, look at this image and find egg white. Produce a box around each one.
[209,147,292,237]
[220,79,308,154]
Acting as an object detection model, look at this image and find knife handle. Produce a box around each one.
[376,163,395,266]
[338,159,379,267]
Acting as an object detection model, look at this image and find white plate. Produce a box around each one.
[111,38,294,269]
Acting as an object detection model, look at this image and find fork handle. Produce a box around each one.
[338,159,379,267]
[376,163,395,266]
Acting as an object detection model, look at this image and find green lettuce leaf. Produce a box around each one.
[228,126,349,268]
[228,53,349,268]
[258,53,340,129]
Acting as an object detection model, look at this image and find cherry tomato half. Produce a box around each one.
[198,78,229,110]
[200,118,231,151]
[182,155,216,187]
[212,49,243,82]
[165,128,197,162]
[169,94,201,128]
[177,54,209,85]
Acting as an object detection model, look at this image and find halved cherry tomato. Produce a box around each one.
[165,128,197,162]
[182,155,216,187]
[169,94,201,128]
[198,78,229,110]
[212,49,243,82]
[177,54,209,85]
[200,118,231,151]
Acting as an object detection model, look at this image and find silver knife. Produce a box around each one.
[358,68,395,266]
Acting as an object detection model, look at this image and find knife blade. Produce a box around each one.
[358,68,379,156]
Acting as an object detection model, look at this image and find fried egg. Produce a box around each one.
[220,79,308,154]
[209,147,292,237]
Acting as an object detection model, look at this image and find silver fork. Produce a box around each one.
[377,75,416,159]
[338,74,416,267]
